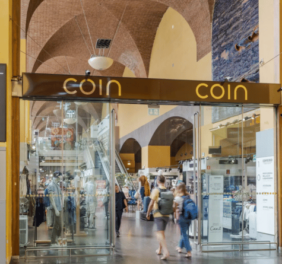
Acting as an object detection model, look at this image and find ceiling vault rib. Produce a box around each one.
[11,15,69,73]
[108,1,129,57]
[20,49,61,72]
[64,56,71,74]
[74,15,92,56]
[78,0,96,56]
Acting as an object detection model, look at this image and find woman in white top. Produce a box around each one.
[174,182,192,258]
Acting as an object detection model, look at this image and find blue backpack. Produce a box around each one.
[182,196,198,220]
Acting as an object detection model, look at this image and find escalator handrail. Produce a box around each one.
[93,140,121,188]
[115,149,137,192]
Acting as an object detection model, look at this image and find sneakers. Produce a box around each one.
[116,231,120,237]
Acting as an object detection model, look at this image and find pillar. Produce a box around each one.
[0,0,13,262]
[141,146,171,168]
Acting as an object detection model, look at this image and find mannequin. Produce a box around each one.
[47,171,62,245]
[74,172,81,189]
[74,170,87,236]
[85,175,97,229]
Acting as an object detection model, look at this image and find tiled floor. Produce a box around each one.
[12,212,282,264]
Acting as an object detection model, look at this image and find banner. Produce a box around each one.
[256,156,275,235]
[51,127,74,149]
[208,175,224,242]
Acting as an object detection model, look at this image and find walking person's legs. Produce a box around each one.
[115,210,123,236]
[177,233,184,252]
[155,217,170,260]
[179,222,192,257]
[140,186,145,203]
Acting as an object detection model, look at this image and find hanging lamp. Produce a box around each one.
[88,55,113,71]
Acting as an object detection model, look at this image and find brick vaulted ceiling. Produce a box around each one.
[22,0,215,132]
[22,0,215,77]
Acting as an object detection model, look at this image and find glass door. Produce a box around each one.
[197,105,277,252]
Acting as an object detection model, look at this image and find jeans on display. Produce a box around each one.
[51,209,62,244]
[140,186,145,202]
[116,210,123,232]
[178,216,192,252]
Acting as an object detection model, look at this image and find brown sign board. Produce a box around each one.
[22,73,281,105]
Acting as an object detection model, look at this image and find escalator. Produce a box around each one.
[90,140,136,191]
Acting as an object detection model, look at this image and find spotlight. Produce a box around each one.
[169,168,172,172]
[85,70,91,76]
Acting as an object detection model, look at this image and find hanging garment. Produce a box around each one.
[20,174,27,197]
[33,198,46,227]
[28,197,36,218]
[64,195,76,225]
[26,175,30,195]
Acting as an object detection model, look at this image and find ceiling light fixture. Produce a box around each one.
[88,55,113,71]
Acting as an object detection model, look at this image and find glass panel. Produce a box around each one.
[242,107,277,250]
[200,105,243,251]
[19,100,112,256]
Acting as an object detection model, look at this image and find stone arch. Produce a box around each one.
[170,128,193,161]
[119,106,198,149]
[120,138,142,173]
[149,116,193,146]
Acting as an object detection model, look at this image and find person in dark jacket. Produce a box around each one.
[115,184,128,237]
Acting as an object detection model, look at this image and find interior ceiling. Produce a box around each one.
[22,0,214,77]
[31,101,103,133]
[23,0,214,134]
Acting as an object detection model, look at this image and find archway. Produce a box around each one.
[146,116,193,168]
[120,138,142,173]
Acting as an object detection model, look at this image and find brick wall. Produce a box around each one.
[212,0,259,123]
[212,0,259,82]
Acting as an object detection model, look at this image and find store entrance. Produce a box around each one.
[190,105,277,252]
[117,104,277,252]
[19,99,277,257]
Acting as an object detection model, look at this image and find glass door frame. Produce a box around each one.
[194,104,278,252]
[20,100,116,259]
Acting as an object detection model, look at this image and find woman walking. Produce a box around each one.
[174,183,192,258]
[138,175,150,203]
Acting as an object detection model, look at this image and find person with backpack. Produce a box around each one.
[174,182,197,258]
[146,175,174,260]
